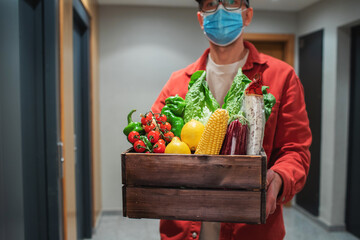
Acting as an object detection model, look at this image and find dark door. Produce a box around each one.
[296,30,323,216]
[0,0,62,240]
[0,1,26,239]
[346,25,360,238]
[73,0,93,238]
[19,0,63,239]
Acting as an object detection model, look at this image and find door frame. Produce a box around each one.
[43,0,63,238]
[73,0,93,238]
[1,0,62,239]
[346,24,360,238]
[21,0,63,239]
[244,33,295,67]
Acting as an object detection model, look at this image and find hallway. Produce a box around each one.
[2,1,360,239]
[90,207,359,240]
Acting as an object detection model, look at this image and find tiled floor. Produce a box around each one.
[89,207,359,240]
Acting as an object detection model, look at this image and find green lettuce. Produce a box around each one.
[223,68,276,121]
[183,71,220,125]
[262,86,276,121]
[222,68,252,120]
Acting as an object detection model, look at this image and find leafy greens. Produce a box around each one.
[184,68,276,125]
[183,71,220,125]
[223,68,276,121]
[262,86,276,121]
[222,68,252,120]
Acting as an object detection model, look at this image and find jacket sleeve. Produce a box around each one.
[270,71,312,204]
[151,71,190,113]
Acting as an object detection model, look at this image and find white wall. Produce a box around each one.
[248,10,297,34]
[297,0,360,228]
[99,5,297,211]
[99,6,206,211]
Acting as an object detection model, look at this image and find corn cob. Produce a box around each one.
[195,109,229,155]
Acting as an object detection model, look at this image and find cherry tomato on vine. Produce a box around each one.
[164,132,175,143]
[141,117,147,126]
[153,141,166,153]
[155,114,167,124]
[144,123,156,133]
[134,140,146,153]
[160,122,171,133]
[158,139,166,145]
[128,131,140,144]
[147,130,160,144]
[141,112,153,126]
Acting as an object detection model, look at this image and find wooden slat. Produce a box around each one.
[122,186,127,217]
[121,150,127,185]
[122,152,263,190]
[125,187,262,223]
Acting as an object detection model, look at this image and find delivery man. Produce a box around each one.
[151,0,312,239]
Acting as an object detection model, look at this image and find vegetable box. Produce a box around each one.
[121,149,267,224]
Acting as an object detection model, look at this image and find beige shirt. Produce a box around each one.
[200,50,249,240]
[206,49,249,106]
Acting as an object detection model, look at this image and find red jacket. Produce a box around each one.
[151,41,312,240]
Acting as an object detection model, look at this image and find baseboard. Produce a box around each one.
[102,210,123,216]
[292,204,346,232]
[92,210,103,235]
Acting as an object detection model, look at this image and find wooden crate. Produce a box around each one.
[121,149,267,224]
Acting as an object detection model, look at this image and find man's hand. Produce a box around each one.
[266,169,283,219]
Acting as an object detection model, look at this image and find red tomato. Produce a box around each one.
[128,131,140,144]
[164,132,174,143]
[147,130,160,144]
[160,122,171,133]
[134,140,146,153]
[153,141,166,153]
[146,112,153,121]
[154,113,160,120]
[156,114,167,124]
[158,139,166,145]
[141,117,148,126]
[144,123,156,133]
[141,112,153,126]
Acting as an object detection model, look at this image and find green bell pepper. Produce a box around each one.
[164,95,186,117]
[161,105,184,138]
[123,110,144,136]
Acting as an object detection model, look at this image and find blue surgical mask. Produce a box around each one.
[201,5,245,47]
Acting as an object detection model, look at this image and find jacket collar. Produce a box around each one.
[185,41,267,76]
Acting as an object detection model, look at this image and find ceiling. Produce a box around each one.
[97,0,321,11]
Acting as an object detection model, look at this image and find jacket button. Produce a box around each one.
[192,232,198,239]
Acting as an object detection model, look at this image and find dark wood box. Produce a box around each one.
[121,149,267,224]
